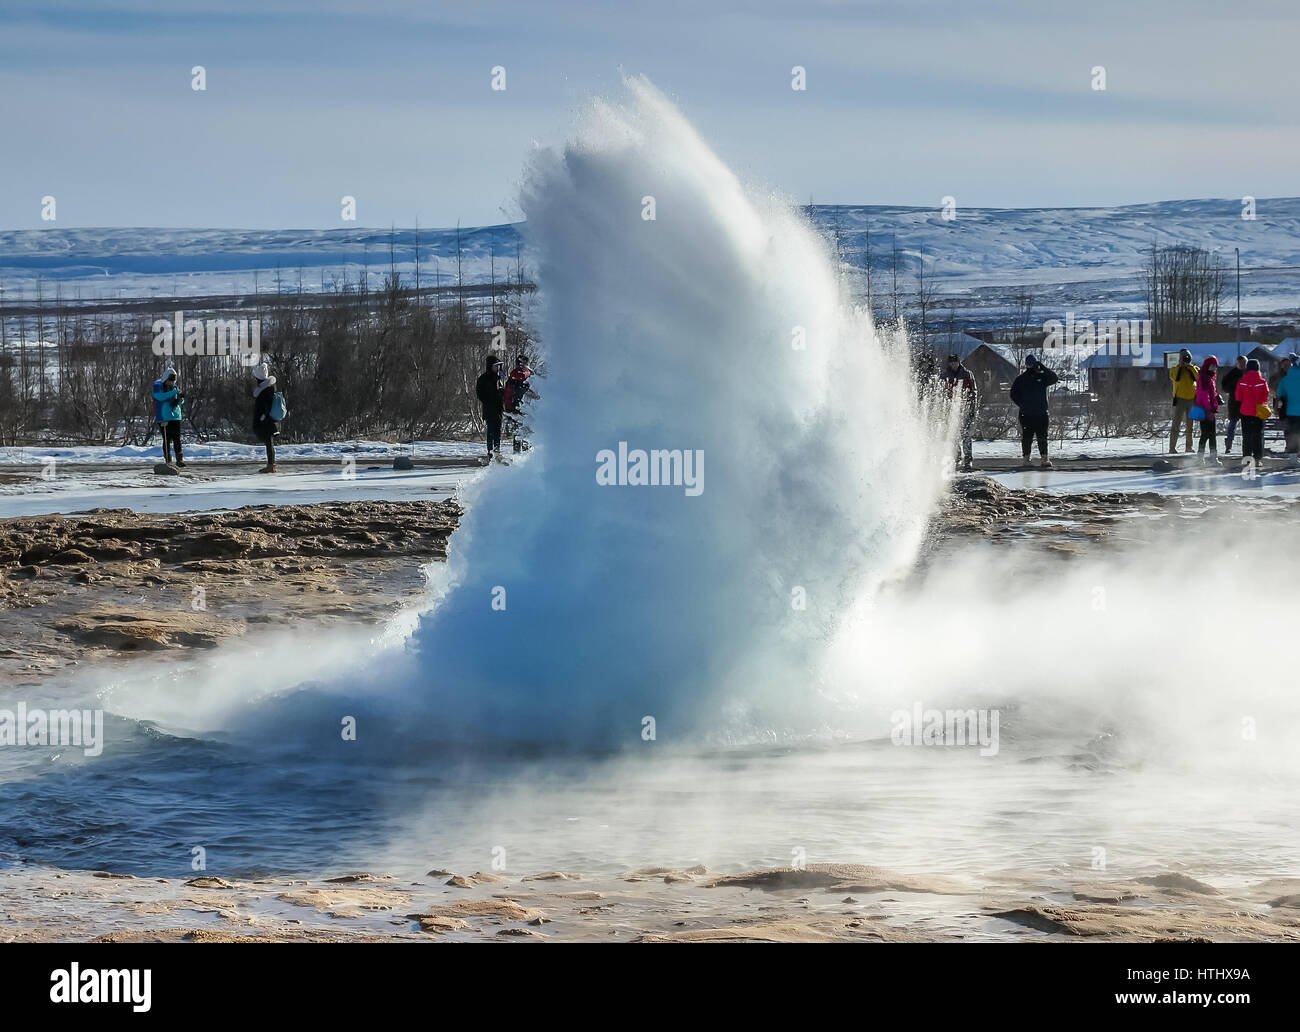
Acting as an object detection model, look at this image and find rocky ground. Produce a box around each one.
[932,474,1293,555]
[4,861,1297,943]
[0,499,460,683]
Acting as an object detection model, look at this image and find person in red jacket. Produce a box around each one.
[502,353,539,453]
[503,354,535,414]
[1234,358,1270,470]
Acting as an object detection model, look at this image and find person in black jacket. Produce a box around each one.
[252,362,279,473]
[475,354,505,459]
[1221,355,1247,454]
[1009,354,1059,468]
[941,354,979,472]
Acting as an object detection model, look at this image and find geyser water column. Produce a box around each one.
[409,77,949,744]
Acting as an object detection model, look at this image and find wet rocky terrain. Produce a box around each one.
[2,478,1298,942]
[0,500,460,683]
[5,861,1297,943]
[5,477,1294,684]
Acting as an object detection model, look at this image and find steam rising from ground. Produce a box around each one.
[826,520,1300,773]
[399,77,949,744]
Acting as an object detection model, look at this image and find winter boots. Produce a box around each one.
[258,464,277,474]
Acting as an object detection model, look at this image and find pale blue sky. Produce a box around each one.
[3,0,1297,229]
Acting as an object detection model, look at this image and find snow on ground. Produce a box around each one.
[989,467,1300,499]
[975,436,1170,459]
[0,439,484,466]
[4,431,1296,519]
[0,434,1199,467]
[0,463,481,519]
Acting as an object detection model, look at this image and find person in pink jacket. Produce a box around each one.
[1234,358,1270,468]
[1193,355,1222,464]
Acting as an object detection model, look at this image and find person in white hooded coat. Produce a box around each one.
[252,362,279,473]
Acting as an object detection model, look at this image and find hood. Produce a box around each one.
[1241,369,1266,384]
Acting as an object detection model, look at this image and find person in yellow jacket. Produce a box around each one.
[1169,348,1199,453]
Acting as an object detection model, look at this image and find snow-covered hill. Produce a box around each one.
[1,198,1296,321]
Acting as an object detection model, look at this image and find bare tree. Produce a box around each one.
[1010,288,1037,365]
[1144,242,1225,344]
[914,245,934,353]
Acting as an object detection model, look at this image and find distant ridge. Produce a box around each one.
[2,199,1297,320]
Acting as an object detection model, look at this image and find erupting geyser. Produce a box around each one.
[402,77,949,744]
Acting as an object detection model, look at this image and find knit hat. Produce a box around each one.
[1025,354,1038,367]
[252,362,269,381]
[1247,359,1261,372]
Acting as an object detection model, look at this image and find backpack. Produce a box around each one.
[270,392,289,421]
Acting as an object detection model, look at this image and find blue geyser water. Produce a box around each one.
[388,78,948,745]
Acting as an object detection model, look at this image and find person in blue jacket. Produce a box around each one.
[152,368,185,467]
[1274,353,1300,467]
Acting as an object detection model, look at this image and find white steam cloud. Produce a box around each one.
[396,77,950,745]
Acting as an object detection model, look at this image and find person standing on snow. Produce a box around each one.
[475,354,505,460]
[1193,355,1223,464]
[152,368,185,467]
[252,362,279,473]
[1169,348,1199,454]
[1009,354,1059,469]
[1273,353,1300,467]
[1221,355,1247,455]
[1235,358,1271,471]
[941,353,978,472]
